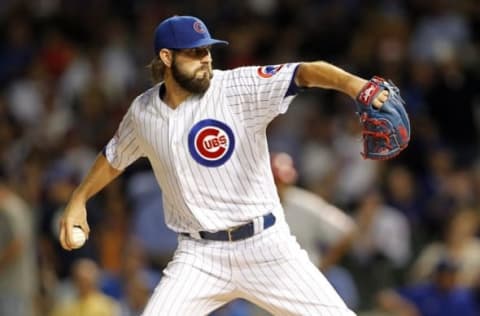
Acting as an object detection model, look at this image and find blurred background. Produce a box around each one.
[0,0,479,315]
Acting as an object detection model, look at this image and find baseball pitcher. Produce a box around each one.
[59,15,409,315]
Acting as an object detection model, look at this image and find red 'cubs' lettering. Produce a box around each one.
[204,135,226,149]
[196,128,227,159]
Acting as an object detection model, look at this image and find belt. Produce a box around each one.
[182,213,276,242]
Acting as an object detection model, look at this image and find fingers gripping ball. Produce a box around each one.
[355,76,410,160]
[71,226,87,249]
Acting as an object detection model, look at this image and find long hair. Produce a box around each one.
[147,56,166,84]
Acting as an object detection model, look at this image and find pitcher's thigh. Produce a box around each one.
[241,253,356,316]
[142,260,234,316]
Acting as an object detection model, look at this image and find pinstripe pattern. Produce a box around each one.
[234,225,354,316]
[104,63,298,233]
[142,223,355,315]
[142,237,236,316]
[105,63,356,315]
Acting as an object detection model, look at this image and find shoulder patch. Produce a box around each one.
[257,65,284,78]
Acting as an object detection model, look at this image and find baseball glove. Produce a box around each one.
[355,76,410,160]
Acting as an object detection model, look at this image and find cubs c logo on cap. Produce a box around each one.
[193,21,206,34]
[257,65,284,78]
[188,119,235,167]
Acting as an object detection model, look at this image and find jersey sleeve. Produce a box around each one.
[103,105,144,170]
[223,63,300,127]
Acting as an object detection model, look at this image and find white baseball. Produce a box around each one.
[71,226,87,249]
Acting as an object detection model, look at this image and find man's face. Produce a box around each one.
[171,46,213,94]
[435,271,457,291]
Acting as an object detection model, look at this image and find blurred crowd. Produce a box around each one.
[0,0,479,315]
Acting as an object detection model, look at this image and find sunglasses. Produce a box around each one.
[172,46,211,59]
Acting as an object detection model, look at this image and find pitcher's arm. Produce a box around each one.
[59,153,123,250]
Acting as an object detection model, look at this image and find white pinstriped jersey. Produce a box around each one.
[105,63,299,233]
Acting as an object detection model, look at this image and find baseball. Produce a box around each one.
[71,226,86,249]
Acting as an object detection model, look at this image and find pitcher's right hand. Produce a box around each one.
[59,198,90,251]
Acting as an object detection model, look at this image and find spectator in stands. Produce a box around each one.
[410,208,480,288]
[0,168,37,316]
[377,257,478,316]
[50,258,120,316]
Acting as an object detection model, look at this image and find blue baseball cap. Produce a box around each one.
[154,16,228,54]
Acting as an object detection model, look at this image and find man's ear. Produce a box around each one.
[159,49,173,68]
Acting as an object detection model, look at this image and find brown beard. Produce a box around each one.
[171,55,213,94]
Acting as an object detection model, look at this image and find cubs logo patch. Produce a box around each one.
[188,119,235,167]
[257,65,284,78]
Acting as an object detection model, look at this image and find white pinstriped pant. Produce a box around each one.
[142,222,356,316]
